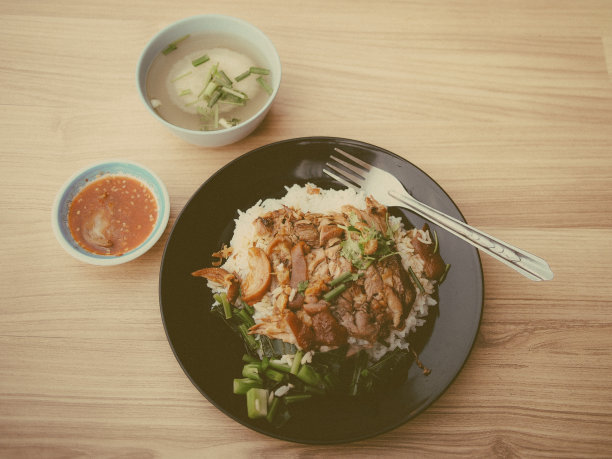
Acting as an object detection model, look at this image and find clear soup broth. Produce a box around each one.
[146,32,272,131]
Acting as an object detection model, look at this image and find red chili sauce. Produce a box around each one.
[68,175,158,256]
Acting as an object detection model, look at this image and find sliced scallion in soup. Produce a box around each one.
[146,33,273,131]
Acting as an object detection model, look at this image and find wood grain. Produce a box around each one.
[1,0,611,457]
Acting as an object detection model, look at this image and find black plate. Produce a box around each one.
[159,137,484,444]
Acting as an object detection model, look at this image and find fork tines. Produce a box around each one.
[333,148,372,170]
[323,148,370,190]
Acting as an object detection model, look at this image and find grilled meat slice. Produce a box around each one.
[335,306,380,343]
[319,221,344,247]
[288,241,308,310]
[286,310,316,350]
[311,308,348,347]
[306,248,329,281]
[253,206,307,238]
[192,267,239,304]
[284,304,349,350]
[240,247,272,305]
[333,253,416,342]
[411,223,446,280]
[303,279,330,304]
[341,196,389,236]
[303,300,329,315]
[267,236,292,286]
[325,243,353,279]
[294,219,319,247]
[364,196,389,235]
[253,208,288,237]
[363,264,385,302]
[375,255,416,327]
[333,284,380,342]
[249,310,296,344]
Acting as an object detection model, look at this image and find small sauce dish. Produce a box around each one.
[52,160,170,265]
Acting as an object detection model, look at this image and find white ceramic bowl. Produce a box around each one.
[52,160,170,266]
[136,15,281,147]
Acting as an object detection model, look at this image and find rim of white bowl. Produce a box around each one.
[51,160,171,266]
[135,14,282,138]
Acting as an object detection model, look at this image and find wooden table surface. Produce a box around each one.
[1,1,611,457]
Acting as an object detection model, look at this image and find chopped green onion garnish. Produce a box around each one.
[213,70,233,87]
[438,263,451,284]
[238,324,259,353]
[207,89,222,108]
[290,350,303,375]
[246,388,268,419]
[197,105,211,117]
[213,293,232,319]
[236,307,254,327]
[233,378,262,395]
[235,69,251,81]
[284,394,312,404]
[198,63,217,98]
[408,266,425,293]
[266,397,280,423]
[171,71,192,83]
[322,283,347,302]
[162,34,190,55]
[191,54,210,67]
[203,81,218,98]
[212,103,219,128]
[243,361,262,373]
[219,93,246,105]
[242,367,261,387]
[242,354,259,364]
[220,292,232,319]
[250,66,270,75]
[221,86,248,99]
[296,365,322,387]
[268,360,291,373]
[264,368,285,383]
[432,229,439,254]
[162,44,177,55]
[297,280,309,293]
[329,271,353,287]
[243,302,255,315]
[178,89,192,97]
[198,83,210,99]
[377,251,400,262]
[256,76,273,95]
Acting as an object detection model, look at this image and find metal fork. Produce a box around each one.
[324,148,553,281]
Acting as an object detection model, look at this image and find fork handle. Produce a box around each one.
[388,190,553,281]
